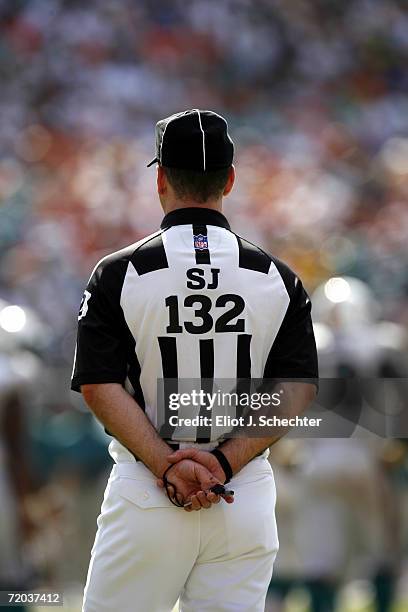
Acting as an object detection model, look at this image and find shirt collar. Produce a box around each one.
[160,207,231,230]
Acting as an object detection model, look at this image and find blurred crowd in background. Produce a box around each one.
[0,0,408,610]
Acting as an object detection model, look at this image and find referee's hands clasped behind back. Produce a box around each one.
[156,458,233,512]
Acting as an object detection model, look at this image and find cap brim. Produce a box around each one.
[147,157,158,167]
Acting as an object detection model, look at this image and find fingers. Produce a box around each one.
[181,489,233,511]
[185,492,212,511]
[206,491,221,504]
[166,483,176,499]
[183,490,222,512]
[167,453,225,483]
[168,449,197,463]
[196,490,212,509]
[186,494,202,511]
[165,483,185,507]
[194,463,219,490]
[161,458,234,509]
[175,491,184,507]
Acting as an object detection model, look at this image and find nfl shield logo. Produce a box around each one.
[193,234,208,250]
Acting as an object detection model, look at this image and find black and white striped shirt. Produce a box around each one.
[72,207,318,461]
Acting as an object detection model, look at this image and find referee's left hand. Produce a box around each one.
[156,459,225,511]
[167,449,227,484]
[165,449,235,506]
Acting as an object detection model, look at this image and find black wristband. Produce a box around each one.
[211,448,233,484]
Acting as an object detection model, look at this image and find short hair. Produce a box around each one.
[163,166,231,204]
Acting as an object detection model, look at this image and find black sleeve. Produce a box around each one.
[263,266,318,383]
[71,258,129,393]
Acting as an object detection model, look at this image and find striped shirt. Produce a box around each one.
[71,207,318,462]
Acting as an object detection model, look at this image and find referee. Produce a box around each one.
[71,109,318,612]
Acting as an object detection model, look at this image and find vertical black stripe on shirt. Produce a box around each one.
[237,334,252,379]
[196,339,214,442]
[193,224,210,264]
[127,350,145,409]
[158,336,178,439]
[236,334,252,420]
[123,324,145,410]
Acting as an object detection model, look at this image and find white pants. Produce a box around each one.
[83,456,278,612]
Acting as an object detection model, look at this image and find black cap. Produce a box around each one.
[147,109,234,172]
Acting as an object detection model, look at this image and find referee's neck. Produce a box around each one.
[157,164,234,215]
[161,199,224,215]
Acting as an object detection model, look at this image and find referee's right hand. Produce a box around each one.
[167,448,227,484]
[157,459,231,512]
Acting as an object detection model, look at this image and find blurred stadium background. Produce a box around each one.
[0,1,408,610]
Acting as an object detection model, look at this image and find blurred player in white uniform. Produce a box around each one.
[0,302,44,611]
[291,277,407,612]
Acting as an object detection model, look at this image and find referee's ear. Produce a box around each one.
[157,165,167,196]
[223,165,235,197]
